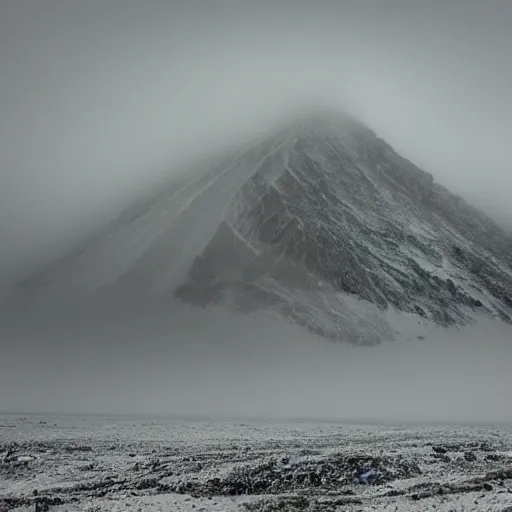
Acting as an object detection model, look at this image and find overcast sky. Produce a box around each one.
[1,0,511,284]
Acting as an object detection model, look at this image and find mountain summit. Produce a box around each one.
[16,111,512,344]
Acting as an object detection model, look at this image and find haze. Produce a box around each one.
[1,301,511,424]
[1,0,511,286]
[0,1,511,425]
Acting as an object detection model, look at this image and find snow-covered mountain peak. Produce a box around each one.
[12,110,512,344]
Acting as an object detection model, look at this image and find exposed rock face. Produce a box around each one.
[13,112,512,344]
[175,114,512,341]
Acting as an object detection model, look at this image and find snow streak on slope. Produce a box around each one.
[18,136,291,296]
[14,112,512,344]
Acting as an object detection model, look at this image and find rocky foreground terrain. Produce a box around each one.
[1,414,512,511]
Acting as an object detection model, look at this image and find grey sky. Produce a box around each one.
[1,0,511,285]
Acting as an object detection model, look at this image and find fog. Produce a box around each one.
[1,0,512,286]
[1,302,511,424]
[1,1,511,424]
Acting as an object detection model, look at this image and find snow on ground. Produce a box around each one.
[1,414,512,511]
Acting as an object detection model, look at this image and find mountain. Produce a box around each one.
[14,111,512,344]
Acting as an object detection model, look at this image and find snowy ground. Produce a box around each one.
[1,415,512,511]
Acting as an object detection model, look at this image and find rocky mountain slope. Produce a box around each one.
[14,111,512,344]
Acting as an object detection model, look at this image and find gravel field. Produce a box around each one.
[1,414,512,511]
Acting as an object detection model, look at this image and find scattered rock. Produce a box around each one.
[464,451,477,462]
[171,452,421,497]
[431,453,451,463]
[2,423,510,510]
[480,443,494,452]
[35,497,64,512]
[63,445,93,453]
